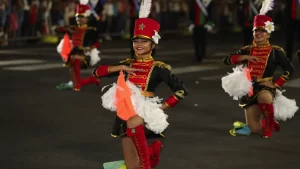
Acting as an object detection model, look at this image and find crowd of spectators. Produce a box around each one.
[0,0,287,45]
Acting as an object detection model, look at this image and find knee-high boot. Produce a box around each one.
[71,59,81,91]
[258,103,274,138]
[261,119,280,132]
[79,74,99,87]
[126,125,151,169]
[148,140,162,168]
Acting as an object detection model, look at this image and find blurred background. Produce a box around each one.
[2,2,300,169]
[0,0,289,46]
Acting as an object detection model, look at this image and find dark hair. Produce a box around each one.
[152,48,156,56]
[151,42,156,56]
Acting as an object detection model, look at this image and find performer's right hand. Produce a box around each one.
[239,55,262,63]
[66,28,76,33]
[122,65,145,75]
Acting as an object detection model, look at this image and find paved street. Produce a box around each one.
[1,34,300,169]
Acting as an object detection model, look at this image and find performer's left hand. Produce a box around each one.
[259,81,277,88]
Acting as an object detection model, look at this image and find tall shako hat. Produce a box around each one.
[132,0,161,44]
[76,0,92,17]
[253,0,275,33]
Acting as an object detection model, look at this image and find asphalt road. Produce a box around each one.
[1,34,300,169]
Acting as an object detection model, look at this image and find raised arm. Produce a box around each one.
[54,26,75,34]
[93,59,144,78]
[223,48,251,65]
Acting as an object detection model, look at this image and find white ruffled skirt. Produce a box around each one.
[101,81,169,134]
[57,38,101,66]
[221,65,298,121]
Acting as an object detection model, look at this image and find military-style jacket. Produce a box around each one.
[223,44,295,87]
[93,56,188,107]
[55,25,101,49]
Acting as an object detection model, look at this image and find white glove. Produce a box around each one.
[204,24,213,32]
[188,24,195,32]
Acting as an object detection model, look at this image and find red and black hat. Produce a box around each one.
[132,0,161,44]
[133,18,160,43]
[76,0,91,17]
[252,0,275,33]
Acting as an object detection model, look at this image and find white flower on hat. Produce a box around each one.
[152,30,161,44]
[264,21,275,33]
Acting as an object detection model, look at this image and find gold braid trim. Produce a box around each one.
[272,45,285,52]
[174,90,185,99]
[119,58,135,64]
[281,71,290,79]
[65,25,96,30]
[88,27,97,30]
[153,61,172,70]
[240,45,253,50]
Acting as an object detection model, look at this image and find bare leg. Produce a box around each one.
[245,104,262,134]
[127,116,144,129]
[70,57,81,91]
[230,105,262,136]
[121,137,139,169]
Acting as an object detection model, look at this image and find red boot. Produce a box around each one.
[259,103,274,138]
[274,121,280,132]
[71,59,81,91]
[148,140,163,168]
[80,75,100,87]
[261,119,280,132]
[126,125,151,169]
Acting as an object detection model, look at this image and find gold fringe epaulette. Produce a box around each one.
[65,25,96,30]
[272,45,285,52]
[65,25,77,29]
[119,58,135,64]
[88,27,97,31]
[153,61,172,70]
[240,45,253,50]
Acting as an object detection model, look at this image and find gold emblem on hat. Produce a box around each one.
[139,23,146,30]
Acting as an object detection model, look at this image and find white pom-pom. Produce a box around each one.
[101,81,169,134]
[85,48,101,66]
[274,89,298,121]
[79,0,89,5]
[57,39,73,54]
[56,39,64,54]
[101,83,117,112]
[221,65,252,100]
[126,81,168,133]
